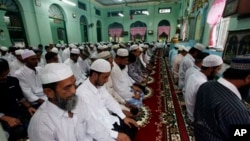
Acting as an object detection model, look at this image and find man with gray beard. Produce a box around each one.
[28,63,113,141]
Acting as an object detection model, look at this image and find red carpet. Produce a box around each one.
[135,49,194,141]
[135,50,167,141]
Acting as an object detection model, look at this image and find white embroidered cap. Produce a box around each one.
[202,55,223,67]
[41,63,73,84]
[90,59,111,73]
[129,44,139,51]
[97,51,112,59]
[21,50,36,59]
[51,47,58,53]
[194,43,205,51]
[116,48,128,57]
[70,48,80,54]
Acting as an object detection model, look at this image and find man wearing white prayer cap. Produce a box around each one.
[15,49,47,107]
[64,48,86,86]
[28,63,113,141]
[184,54,223,121]
[61,43,76,62]
[9,49,24,75]
[111,48,144,108]
[178,43,205,90]
[50,47,62,63]
[97,51,138,117]
[172,45,189,84]
[77,59,138,141]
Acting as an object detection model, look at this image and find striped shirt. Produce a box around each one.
[194,79,250,141]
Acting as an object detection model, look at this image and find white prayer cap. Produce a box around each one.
[97,51,112,59]
[90,59,111,73]
[129,44,139,51]
[184,46,191,52]
[15,49,24,55]
[113,44,119,49]
[90,44,95,48]
[70,48,80,54]
[21,50,36,59]
[178,45,185,51]
[0,46,8,51]
[51,47,58,53]
[117,48,128,57]
[97,45,103,49]
[69,43,77,49]
[202,55,223,67]
[194,43,205,51]
[79,46,84,50]
[142,44,149,49]
[90,53,98,59]
[56,44,62,48]
[41,63,73,84]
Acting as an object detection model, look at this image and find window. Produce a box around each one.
[95,9,101,16]
[108,11,123,17]
[78,2,86,10]
[158,8,171,14]
[130,9,149,16]
[216,17,230,48]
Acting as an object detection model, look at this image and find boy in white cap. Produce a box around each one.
[28,63,113,141]
[14,50,47,108]
[64,48,87,86]
[77,59,138,141]
[184,54,223,121]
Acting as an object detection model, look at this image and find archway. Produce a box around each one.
[80,15,88,42]
[0,0,27,46]
[158,20,170,42]
[108,22,123,42]
[96,20,102,42]
[49,4,68,44]
[130,21,147,42]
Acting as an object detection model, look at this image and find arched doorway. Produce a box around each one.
[49,4,68,44]
[96,20,102,42]
[0,0,27,46]
[130,21,147,42]
[158,20,170,42]
[80,15,88,42]
[108,22,123,42]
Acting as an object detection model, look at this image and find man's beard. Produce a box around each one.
[118,64,126,70]
[238,84,250,100]
[207,70,217,80]
[54,93,78,111]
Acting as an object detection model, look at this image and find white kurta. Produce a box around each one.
[184,71,207,121]
[9,59,24,76]
[28,99,113,141]
[178,53,195,89]
[183,65,200,92]
[62,48,70,62]
[111,62,134,100]
[77,78,126,139]
[78,57,90,74]
[172,53,184,80]
[14,65,47,103]
[64,58,86,85]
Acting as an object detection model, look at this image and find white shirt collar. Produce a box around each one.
[218,77,242,100]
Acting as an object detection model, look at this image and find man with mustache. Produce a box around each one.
[28,63,113,141]
[194,55,250,140]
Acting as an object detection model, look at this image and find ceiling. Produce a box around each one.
[94,0,179,6]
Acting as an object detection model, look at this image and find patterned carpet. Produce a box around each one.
[135,49,194,141]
